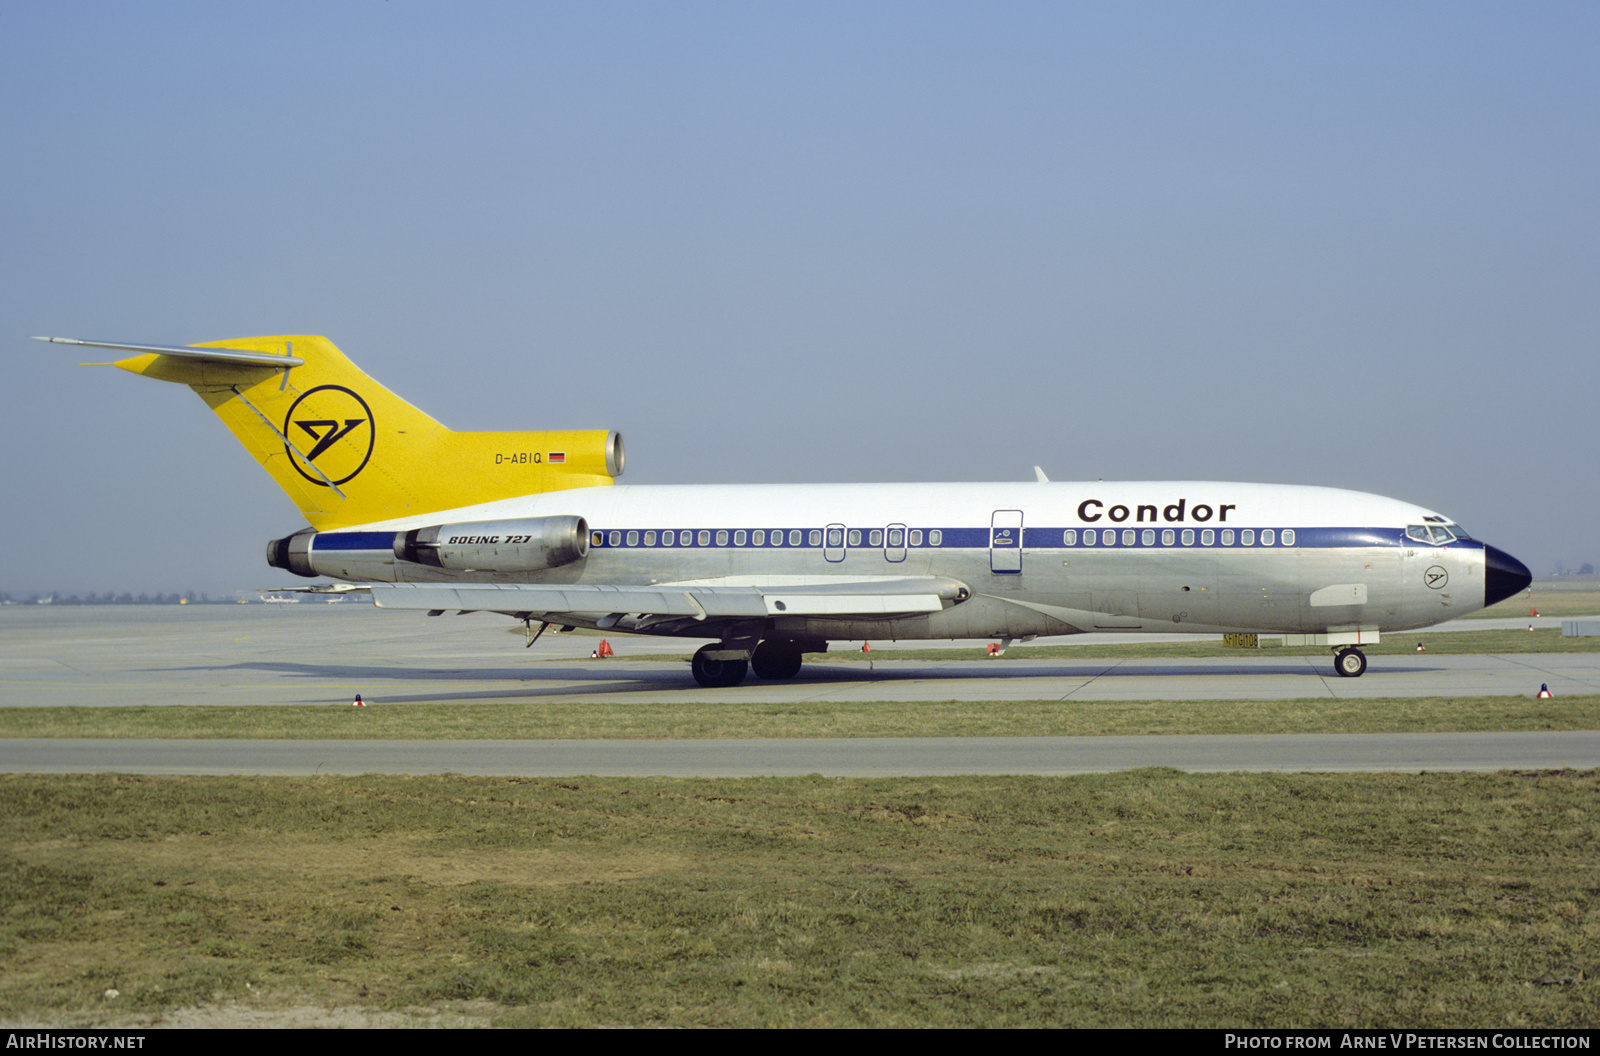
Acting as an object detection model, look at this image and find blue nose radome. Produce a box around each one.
[1483,545,1533,608]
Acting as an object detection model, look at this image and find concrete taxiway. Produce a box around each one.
[4,604,1599,710]
[3,605,1597,777]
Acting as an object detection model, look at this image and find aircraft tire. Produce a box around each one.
[751,641,804,680]
[1334,647,1367,678]
[692,646,749,688]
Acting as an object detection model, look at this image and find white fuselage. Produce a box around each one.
[300,481,1508,642]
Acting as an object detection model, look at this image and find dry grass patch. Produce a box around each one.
[1,691,1595,740]
[2,770,1595,1028]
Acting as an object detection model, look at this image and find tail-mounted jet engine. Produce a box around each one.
[267,515,590,578]
[266,528,317,578]
[393,516,589,572]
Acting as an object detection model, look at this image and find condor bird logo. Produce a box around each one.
[283,385,375,487]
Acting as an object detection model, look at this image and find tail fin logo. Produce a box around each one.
[283,385,375,487]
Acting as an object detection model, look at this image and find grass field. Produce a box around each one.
[3,769,1594,1028]
[1475,586,1600,620]
[0,694,1596,741]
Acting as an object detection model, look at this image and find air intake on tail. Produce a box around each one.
[266,528,317,578]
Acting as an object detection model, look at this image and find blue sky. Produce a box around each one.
[3,1,1595,593]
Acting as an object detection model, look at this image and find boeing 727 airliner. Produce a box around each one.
[40,334,1532,686]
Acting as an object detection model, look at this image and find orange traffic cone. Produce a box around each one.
[597,639,614,658]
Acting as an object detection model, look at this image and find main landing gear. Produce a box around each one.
[691,645,747,688]
[691,640,807,687]
[1333,647,1368,678]
[751,640,803,680]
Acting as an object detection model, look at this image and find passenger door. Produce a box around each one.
[990,510,1023,574]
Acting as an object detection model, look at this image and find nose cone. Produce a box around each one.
[1483,545,1532,608]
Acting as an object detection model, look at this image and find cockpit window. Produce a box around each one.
[1406,524,1458,545]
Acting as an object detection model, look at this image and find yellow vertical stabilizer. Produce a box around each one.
[101,335,619,529]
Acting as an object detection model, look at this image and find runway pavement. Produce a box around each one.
[3,605,1597,777]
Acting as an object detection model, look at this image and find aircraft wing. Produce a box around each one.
[256,583,370,594]
[367,576,968,620]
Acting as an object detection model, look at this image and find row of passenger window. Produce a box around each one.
[592,526,1297,548]
[1066,528,1295,547]
[593,528,948,548]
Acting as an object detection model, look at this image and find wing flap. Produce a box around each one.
[368,576,966,619]
[371,583,766,618]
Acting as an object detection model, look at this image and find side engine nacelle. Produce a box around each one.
[267,515,590,579]
[266,528,318,578]
[393,515,589,572]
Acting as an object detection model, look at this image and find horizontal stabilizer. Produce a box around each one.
[33,336,303,369]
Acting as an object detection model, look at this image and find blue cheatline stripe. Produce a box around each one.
[585,528,968,548]
[1028,526,1404,549]
[313,532,395,551]
[320,524,1469,553]
[579,525,1428,549]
